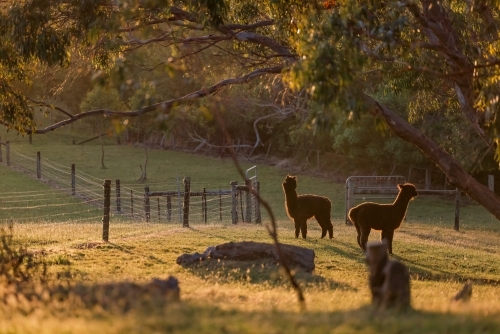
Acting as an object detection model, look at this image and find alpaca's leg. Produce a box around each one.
[300,221,307,239]
[381,229,395,254]
[353,221,362,248]
[327,221,333,239]
[360,226,371,251]
[294,219,300,238]
[317,212,333,239]
[320,225,327,238]
[317,217,327,238]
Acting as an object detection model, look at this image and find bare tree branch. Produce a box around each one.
[212,108,306,310]
[17,66,283,134]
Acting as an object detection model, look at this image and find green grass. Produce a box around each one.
[2,223,499,333]
[1,130,500,333]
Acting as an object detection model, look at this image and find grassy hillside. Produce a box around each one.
[0,130,499,333]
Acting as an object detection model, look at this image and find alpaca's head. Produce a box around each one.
[282,175,297,191]
[397,183,418,200]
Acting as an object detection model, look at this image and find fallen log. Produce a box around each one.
[176,241,315,273]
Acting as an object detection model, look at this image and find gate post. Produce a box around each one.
[255,181,262,224]
[245,179,252,223]
[230,181,238,224]
[345,179,355,224]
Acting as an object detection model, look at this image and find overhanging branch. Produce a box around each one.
[23,66,284,134]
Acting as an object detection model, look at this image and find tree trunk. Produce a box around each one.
[362,93,500,221]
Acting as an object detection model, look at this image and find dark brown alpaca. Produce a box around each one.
[282,175,333,239]
[348,183,417,254]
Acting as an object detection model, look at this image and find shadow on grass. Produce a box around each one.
[72,242,169,266]
[117,302,500,334]
[178,258,355,291]
[302,237,365,262]
[391,253,500,286]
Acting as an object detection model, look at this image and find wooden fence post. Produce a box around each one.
[177,177,182,223]
[144,186,151,222]
[240,188,244,222]
[102,179,111,242]
[255,181,262,224]
[183,177,191,227]
[425,168,431,190]
[202,187,207,223]
[219,189,223,221]
[245,179,252,223]
[5,141,9,166]
[36,151,41,179]
[130,190,134,215]
[157,197,161,222]
[116,179,121,213]
[231,181,238,224]
[71,164,76,195]
[454,188,461,231]
[167,195,172,222]
[488,175,494,192]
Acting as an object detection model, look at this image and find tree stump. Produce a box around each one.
[366,240,410,310]
[176,241,315,273]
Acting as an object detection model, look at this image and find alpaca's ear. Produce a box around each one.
[397,184,403,189]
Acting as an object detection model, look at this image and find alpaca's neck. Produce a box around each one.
[284,188,299,211]
[393,193,412,211]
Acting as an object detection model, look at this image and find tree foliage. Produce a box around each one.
[3,1,500,219]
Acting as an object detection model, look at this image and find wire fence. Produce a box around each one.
[0,143,261,247]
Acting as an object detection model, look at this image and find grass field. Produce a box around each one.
[1,130,500,333]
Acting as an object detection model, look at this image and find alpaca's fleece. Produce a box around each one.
[282,175,333,239]
[348,183,417,254]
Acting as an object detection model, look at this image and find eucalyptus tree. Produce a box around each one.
[2,0,500,219]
